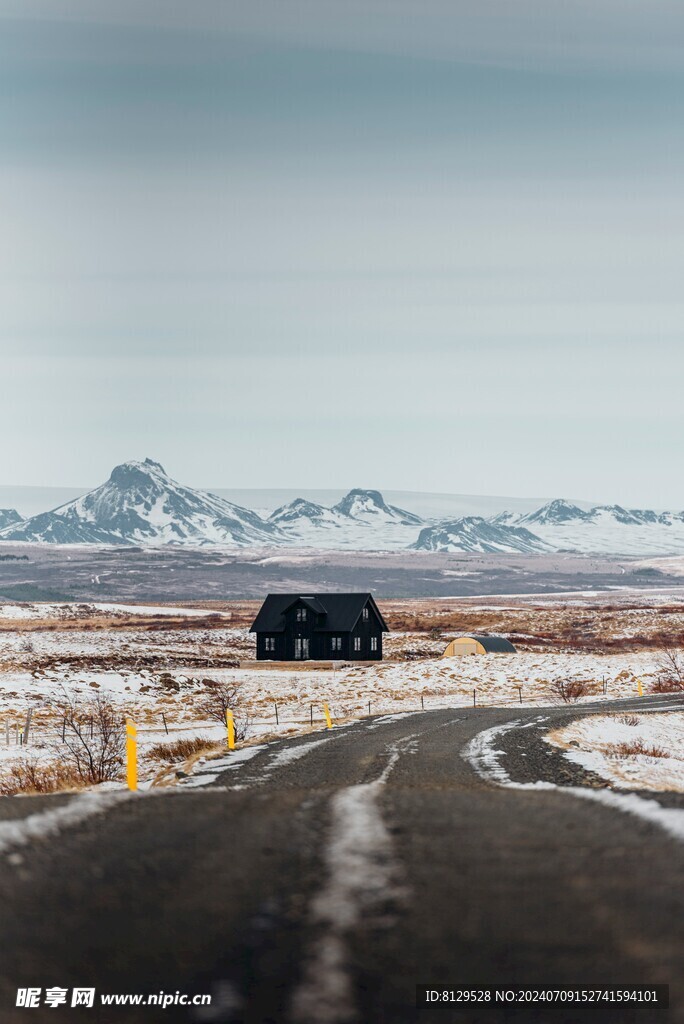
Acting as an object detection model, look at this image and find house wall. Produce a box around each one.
[350,604,383,660]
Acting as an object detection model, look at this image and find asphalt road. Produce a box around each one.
[1,694,683,1024]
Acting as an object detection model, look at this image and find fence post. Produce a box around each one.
[421,695,424,710]
[23,708,33,746]
[517,686,522,705]
[473,689,477,707]
[5,720,9,747]
[161,712,169,735]
[368,700,371,716]
[310,705,313,726]
[274,702,279,726]
[126,719,138,792]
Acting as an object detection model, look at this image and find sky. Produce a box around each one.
[1,1,683,507]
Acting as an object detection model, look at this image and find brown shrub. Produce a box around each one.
[651,677,683,694]
[196,680,249,741]
[610,740,669,759]
[652,647,684,692]
[51,688,125,784]
[0,758,84,796]
[615,714,640,726]
[548,677,592,703]
[146,736,218,762]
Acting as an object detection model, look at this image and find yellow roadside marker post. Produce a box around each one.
[637,678,644,697]
[226,710,235,750]
[126,719,138,792]
[323,702,333,730]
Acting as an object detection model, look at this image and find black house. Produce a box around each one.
[250,593,388,662]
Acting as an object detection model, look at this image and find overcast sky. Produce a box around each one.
[2,1,683,506]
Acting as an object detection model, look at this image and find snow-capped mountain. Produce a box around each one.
[269,498,346,529]
[412,516,550,554]
[0,509,22,530]
[268,489,424,549]
[1,463,684,555]
[0,460,280,547]
[509,501,684,555]
[410,498,684,554]
[518,499,591,527]
[331,489,423,526]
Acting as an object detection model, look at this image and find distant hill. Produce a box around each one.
[2,464,684,555]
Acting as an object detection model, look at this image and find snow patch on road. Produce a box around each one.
[268,737,333,768]
[463,720,684,844]
[0,790,132,855]
[177,746,268,789]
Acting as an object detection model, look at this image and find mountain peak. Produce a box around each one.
[108,458,168,489]
[268,498,331,525]
[413,516,549,553]
[332,489,422,525]
[0,508,22,530]
[333,489,386,514]
[519,498,590,526]
[1,460,277,547]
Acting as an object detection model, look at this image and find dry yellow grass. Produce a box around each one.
[0,758,89,796]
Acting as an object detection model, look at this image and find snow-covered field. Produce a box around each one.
[0,602,230,621]
[0,598,681,793]
[547,713,684,792]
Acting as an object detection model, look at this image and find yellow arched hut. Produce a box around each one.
[442,634,516,657]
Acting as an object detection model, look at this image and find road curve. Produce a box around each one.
[0,695,683,1023]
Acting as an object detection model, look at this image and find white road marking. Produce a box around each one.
[463,721,684,843]
[290,734,416,1024]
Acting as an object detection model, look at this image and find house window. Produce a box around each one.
[353,637,361,652]
[331,637,342,652]
[297,607,307,622]
[370,637,378,652]
[363,607,369,621]
[264,637,275,652]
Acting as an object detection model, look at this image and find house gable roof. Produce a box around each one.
[250,593,388,633]
[282,596,328,616]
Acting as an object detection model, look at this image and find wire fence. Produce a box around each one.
[0,676,669,751]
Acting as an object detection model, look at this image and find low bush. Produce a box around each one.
[610,740,669,759]
[196,680,250,741]
[146,736,218,762]
[548,677,593,703]
[651,676,684,694]
[0,758,84,796]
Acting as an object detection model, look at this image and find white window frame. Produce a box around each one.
[363,607,369,620]
[353,637,361,652]
[370,637,378,652]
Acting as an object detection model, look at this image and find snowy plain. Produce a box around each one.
[547,712,684,792]
[0,597,682,792]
